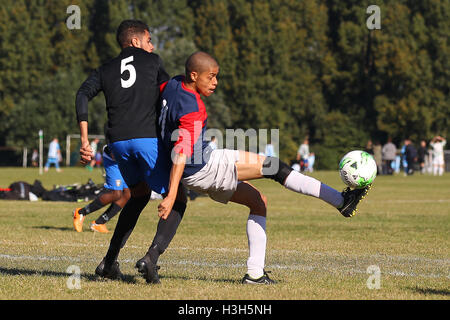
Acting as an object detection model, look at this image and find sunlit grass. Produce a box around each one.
[0,168,449,300]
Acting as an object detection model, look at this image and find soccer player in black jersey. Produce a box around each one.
[75,20,186,283]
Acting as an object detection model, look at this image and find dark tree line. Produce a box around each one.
[0,0,448,168]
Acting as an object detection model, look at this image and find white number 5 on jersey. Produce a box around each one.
[120,56,136,88]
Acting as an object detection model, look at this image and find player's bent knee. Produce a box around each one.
[251,192,267,217]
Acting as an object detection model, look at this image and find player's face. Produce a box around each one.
[132,30,154,53]
[142,31,154,53]
[195,66,219,97]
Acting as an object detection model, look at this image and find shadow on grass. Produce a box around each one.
[32,226,73,232]
[160,273,277,285]
[407,286,450,296]
[0,267,137,284]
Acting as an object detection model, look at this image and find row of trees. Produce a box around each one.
[0,0,448,168]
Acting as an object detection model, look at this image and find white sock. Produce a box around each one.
[283,171,344,208]
[246,214,266,279]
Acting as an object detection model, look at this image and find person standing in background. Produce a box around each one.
[44,138,62,173]
[382,138,396,175]
[417,140,428,174]
[365,140,374,155]
[296,138,310,172]
[404,139,418,176]
[265,143,276,157]
[31,149,39,167]
[430,135,447,176]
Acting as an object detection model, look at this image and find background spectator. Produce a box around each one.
[382,138,396,175]
[296,138,310,172]
[404,139,418,176]
[430,135,447,176]
[44,138,61,173]
[417,140,428,174]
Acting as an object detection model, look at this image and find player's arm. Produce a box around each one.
[158,152,187,220]
[158,110,204,219]
[75,69,102,164]
[78,121,91,164]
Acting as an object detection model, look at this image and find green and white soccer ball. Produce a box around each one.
[339,150,377,189]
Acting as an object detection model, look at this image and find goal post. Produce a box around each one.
[66,134,105,166]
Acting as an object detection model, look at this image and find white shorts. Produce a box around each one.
[433,156,445,166]
[182,149,240,204]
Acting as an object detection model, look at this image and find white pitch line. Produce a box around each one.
[0,253,448,280]
[1,240,448,265]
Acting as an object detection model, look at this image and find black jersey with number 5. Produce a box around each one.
[76,47,170,143]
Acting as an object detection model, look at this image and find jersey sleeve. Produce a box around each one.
[75,69,102,123]
[173,111,204,157]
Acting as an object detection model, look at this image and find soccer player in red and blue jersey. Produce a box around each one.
[156,52,371,284]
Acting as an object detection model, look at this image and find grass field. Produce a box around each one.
[0,167,449,300]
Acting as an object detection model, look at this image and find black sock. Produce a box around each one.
[261,156,292,185]
[145,200,186,264]
[104,194,150,266]
[80,197,104,216]
[95,203,122,224]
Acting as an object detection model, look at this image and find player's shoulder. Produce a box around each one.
[164,75,184,91]
[164,76,202,114]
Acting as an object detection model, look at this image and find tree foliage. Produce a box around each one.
[0,0,447,168]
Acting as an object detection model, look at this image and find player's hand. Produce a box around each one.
[79,141,93,165]
[158,196,175,220]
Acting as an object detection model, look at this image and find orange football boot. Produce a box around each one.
[90,222,109,233]
[73,208,85,232]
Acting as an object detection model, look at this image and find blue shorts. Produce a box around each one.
[109,138,170,194]
[45,157,60,169]
[103,154,128,190]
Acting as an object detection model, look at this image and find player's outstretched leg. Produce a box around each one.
[237,154,369,217]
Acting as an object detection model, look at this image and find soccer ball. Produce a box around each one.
[339,150,377,189]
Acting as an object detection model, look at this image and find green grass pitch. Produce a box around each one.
[0,167,448,300]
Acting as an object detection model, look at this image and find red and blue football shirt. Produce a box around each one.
[159,76,213,177]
